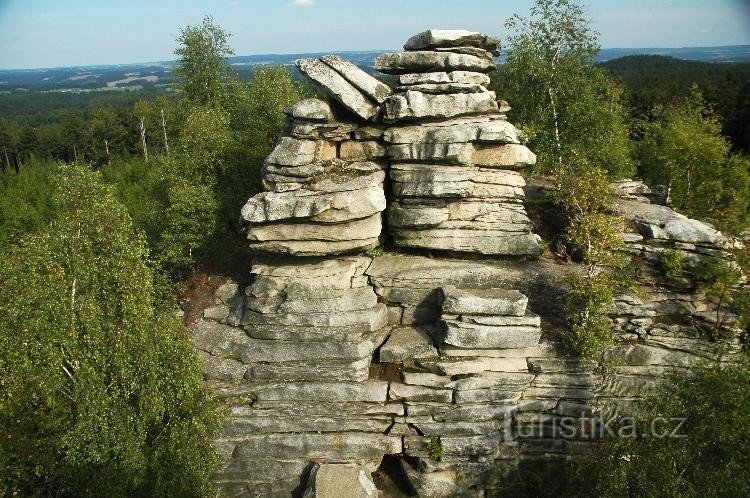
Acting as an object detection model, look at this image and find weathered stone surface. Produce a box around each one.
[383,90,498,123]
[387,142,536,169]
[455,312,541,327]
[321,54,392,104]
[339,140,387,161]
[241,185,385,224]
[244,303,388,329]
[247,214,382,255]
[376,51,496,75]
[389,164,525,198]
[379,326,438,362]
[384,118,521,144]
[297,58,380,120]
[266,137,336,167]
[442,319,542,349]
[441,286,528,316]
[285,98,333,121]
[389,201,530,230]
[303,463,378,498]
[392,229,544,256]
[230,432,402,460]
[390,382,454,403]
[395,82,488,94]
[399,71,491,86]
[403,29,501,55]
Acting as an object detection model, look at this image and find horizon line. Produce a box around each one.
[1,43,749,72]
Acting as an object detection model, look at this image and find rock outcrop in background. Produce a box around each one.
[191,29,746,497]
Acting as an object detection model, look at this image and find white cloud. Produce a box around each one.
[291,0,316,6]
[229,0,241,6]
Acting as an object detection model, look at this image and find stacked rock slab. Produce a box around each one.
[375,30,543,256]
[242,94,389,256]
[377,285,545,496]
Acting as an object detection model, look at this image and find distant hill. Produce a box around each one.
[1,45,749,94]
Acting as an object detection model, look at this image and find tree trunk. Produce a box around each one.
[140,117,149,163]
[161,109,169,156]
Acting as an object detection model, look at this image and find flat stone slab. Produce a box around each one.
[441,286,528,316]
[248,212,382,242]
[376,51,495,74]
[392,229,544,256]
[297,58,379,121]
[379,326,438,362]
[403,29,501,55]
[441,319,542,349]
[241,185,385,224]
[384,118,521,144]
[321,54,392,104]
[266,136,336,167]
[383,90,499,123]
[399,71,491,86]
[387,142,536,169]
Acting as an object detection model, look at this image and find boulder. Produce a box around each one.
[285,98,334,122]
[441,286,528,316]
[399,71,491,86]
[384,118,521,144]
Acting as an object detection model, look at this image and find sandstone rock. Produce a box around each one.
[392,229,544,256]
[384,118,521,144]
[442,320,542,349]
[297,58,380,120]
[243,304,388,329]
[321,54,392,104]
[285,98,334,121]
[387,142,536,169]
[266,137,336,167]
[441,286,528,316]
[339,140,387,161]
[395,82,488,94]
[376,51,495,75]
[232,432,402,461]
[383,90,499,123]
[241,185,385,224]
[399,71,491,86]
[403,29,501,55]
[389,164,525,198]
[379,326,439,362]
[303,463,378,498]
[389,382,453,403]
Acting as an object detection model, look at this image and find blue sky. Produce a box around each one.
[0,0,748,69]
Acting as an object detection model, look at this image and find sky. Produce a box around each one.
[0,0,749,69]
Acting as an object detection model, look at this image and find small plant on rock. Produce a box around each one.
[659,248,685,277]
[426,436,443,461]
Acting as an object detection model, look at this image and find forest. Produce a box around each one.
[1,0,749,496]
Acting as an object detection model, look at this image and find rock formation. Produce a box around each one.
[376,30,543,256]
[192,29,746,497]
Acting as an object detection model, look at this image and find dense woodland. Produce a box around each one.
[1,1,749,496]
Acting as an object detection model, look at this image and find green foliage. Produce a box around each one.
[694,258,745,341]
[499,0,635,178]
[173,16,235,108]
[0,158,57,251]
[0,165,221,496]
[567,360,750,497]
[554,164,631,359]
[659,248,685,277]
[427,436,443,461]
[637,86,750,235]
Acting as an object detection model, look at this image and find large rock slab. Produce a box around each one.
[297,58,379,121]
[241,185,385,224]
[403,29,501,55]
[379,326,438,362]
[266,136,336,167]
[399,71,491,86]
[321,55,392,104]
[383,90,498,123]
[441,319,542,349]
[441,286,528,316]
[303,463,378,498]
[384,118,521,144]
[387,142,536,169]
[390,164,525,199]
[376,51,495,74]
[392,229,544,256]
